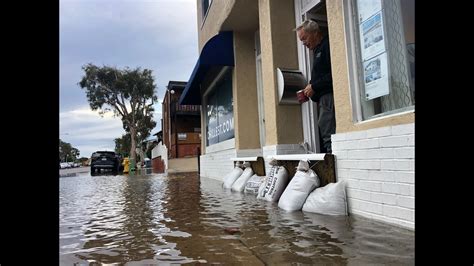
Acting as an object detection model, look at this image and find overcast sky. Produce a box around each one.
[60,0,198,159]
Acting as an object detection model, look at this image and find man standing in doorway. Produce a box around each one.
[296,19,336,153]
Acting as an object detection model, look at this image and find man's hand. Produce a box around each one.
[304,84,314,98]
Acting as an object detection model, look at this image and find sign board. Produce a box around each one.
[363,52,389,100]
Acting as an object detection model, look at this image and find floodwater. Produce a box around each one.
[60,171,414,265]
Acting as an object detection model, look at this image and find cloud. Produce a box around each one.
[60,106,162,158]
[60,107,124,156]
[60,0,198,111]
[60,0,194,157]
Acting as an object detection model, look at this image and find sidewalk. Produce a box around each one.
[59,166,90,177]
[167,157,199,173]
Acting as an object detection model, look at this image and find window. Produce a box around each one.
[202,0,213,22]
[255,30,266,146]
[178,133,187,140]
[205,69,234,146]
[345,0,414,121]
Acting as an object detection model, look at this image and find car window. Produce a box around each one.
[92,151,117,157]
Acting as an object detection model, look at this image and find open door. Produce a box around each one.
[294,0,329,153]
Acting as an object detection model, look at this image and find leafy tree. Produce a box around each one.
[123,109,156,164]
[115,133,131,157]
[78,157,89,165]
[79,64,157,162]
[145,141,158,159]
[71,148,80,161]
[59,139,80,162]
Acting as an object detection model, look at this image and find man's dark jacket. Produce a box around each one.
[310,35,333,102]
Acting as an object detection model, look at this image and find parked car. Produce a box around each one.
[90,151,121,175]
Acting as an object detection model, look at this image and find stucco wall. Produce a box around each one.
[197,0,235,52]
[258,0,303,146]
[233,32,260,150]
[326,0,414,134]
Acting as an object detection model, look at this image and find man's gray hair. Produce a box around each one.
[294,20,320,33]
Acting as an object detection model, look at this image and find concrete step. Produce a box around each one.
[168,157,199,173]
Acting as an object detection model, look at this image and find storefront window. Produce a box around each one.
[346,0,414,121]
[205,70,234,146]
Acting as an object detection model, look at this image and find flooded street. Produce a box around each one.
[60,172,414,265]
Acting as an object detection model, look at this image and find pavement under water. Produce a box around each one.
[60,171,414,265]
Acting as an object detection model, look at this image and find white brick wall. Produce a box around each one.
[200,148,236,181]
[200,147,265,181]
[200,144,307,181]
[333,123,414,230]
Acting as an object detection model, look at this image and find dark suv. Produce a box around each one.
[90,151,121,175]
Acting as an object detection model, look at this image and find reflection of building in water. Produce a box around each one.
[260,208,347,264]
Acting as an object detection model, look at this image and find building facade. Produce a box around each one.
[180,0,414,229]
[162,81,202,159]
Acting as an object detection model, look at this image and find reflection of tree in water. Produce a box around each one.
[76,176,164,264]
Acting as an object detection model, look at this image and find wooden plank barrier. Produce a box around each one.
[267,154,336,187]
[229,156,266,177]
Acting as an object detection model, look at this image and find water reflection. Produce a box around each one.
[75,175,164,263]
[60,172,414,265]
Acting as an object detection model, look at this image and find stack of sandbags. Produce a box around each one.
[302,181,348,216]
[222,162,244,189]
[278,160,320,211]
[244,174,266,195]
[231,162,254,192]
[257,159,289,202]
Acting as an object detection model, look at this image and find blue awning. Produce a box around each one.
[179,31,234,105]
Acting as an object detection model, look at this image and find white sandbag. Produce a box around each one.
[222,167,244,189]
[278,160,320,211]
[302,181,348,216]
[257,161,289,202]
[257,178,266,196]
[244,175,265,194]
[231,163,254,192]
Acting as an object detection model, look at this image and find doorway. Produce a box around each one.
[294,0,329,153]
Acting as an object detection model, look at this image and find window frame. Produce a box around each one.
[201,0,213,29]
[202,66,235,148]
[343,0,415,123]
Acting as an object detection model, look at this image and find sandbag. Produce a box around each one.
[244,174,265,194]
[278,160,320,211]
[257,160,289,202]
[302,181,348,216]
[231,163,254,192]
[222,167,244,189]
